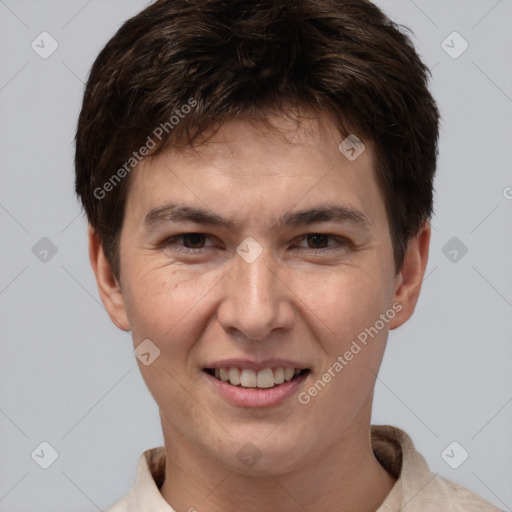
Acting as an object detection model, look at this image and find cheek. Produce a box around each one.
[295,271,393,425]
[124,266,190,341]
[122,267,213,404]
[297,266,392,341]
[299,267,393,390]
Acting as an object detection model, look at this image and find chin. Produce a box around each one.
[217,426,311,476]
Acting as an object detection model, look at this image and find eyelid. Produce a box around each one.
[293,234,351,252]
[157,234,209,256]
[295,234,345,245]
[161,232,350,254]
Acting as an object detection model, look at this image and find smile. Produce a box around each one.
[205,367,310,389]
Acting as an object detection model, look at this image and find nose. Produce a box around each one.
[216,247,295,341]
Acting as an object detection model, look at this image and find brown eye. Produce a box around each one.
[181,233,207,248]
[162,233,214,253]
[294,234,350,253]
[306,234,330,249]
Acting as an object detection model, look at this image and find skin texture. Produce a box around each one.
[89,113,430,512]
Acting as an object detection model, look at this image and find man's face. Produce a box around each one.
[112,114,409,473]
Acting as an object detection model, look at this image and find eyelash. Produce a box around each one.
[161,233,350,254]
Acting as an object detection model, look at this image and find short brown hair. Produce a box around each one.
[75,0,440,279]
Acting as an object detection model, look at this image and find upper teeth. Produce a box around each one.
[213,367,301,388]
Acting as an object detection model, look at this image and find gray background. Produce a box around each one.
[0,0,511,510]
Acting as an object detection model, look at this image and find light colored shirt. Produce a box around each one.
[104,425,501,511]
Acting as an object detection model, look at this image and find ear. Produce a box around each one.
[88,226,130,331]
[389,222,431,330]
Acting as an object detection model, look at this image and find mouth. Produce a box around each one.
[203,367,311,389]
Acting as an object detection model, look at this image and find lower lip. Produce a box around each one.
[203,371,309,408]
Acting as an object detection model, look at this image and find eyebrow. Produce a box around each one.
[144,203,370,232]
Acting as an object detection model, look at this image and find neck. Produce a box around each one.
[159,416,396,512]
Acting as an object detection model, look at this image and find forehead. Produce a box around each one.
[125,112,385,230]
[168,113,371,175]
